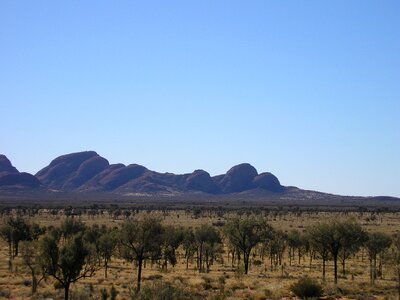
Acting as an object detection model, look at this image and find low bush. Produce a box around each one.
[290,276,323,299]
[132,280,192,300]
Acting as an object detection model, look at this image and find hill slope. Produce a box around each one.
[0,151,398,207]
[34,151,284,194]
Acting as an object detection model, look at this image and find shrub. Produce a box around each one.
[22,279,31,287]
[146,274,163,281]
[201,276,213,290]
[290,276,323,299]
[132,280,191,300]
[253,259,263,266]
[0,289,11,298]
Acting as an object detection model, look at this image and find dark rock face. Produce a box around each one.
[115,171,180,193]
[185,170,220,193]
[219,163,258,193]
[253,172,284,192]
[0,172,41,188]
[3,151,285,195]
[63,156,109,190]
[77,164,125,192]
[36,151,101,189]
[0,155,41,188]
[0,155,18,176]
[99,164,148,191]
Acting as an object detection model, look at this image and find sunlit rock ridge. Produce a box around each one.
[33,151,284,194]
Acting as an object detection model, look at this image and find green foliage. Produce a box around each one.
[201,276,213,290]
[60,218,86,240]
[290,276,323,299]
[120,216,164,291]
[224,217,272,274]
[194,224,222,272]
[132,280,191,300]
[40,231,97,299]
[162,226,184,268]
[365,232,392,259]
[306,219,366,283]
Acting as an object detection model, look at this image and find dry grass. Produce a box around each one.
[1,210,400,299]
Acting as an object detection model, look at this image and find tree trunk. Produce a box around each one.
[322,258,326,282]
[369,258,373,284]
[137,257,143,292]
[8,242,12,272]
[64,282,70,300]
[270,255,273,270]
[199,245,203,272]
[14,242,19,257]
[334,254,338,284]
[298,248,301,265]
[342,259,346,276]
[32,274,37,294]
[196,249,200,270]
[244,252,249,274]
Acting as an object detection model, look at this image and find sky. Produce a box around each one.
[0,1,399,197]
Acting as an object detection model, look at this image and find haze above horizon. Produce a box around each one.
[0,1,399,197]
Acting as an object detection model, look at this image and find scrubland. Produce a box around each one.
[1,207,400,299]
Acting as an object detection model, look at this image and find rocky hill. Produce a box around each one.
[0,151,398,207]
[0,155,41,188]
[33,151,284,194]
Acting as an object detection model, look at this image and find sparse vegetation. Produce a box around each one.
[1,207,400,299]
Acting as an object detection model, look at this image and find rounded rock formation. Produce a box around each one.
[185,170,220,193]
[253,172,284,192]
[219,163,258,193]
[0,155,18,175]
[0,172,41,188]
[36,151,100,188]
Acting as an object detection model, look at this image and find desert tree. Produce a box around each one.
[83,224,107,266]
[287,229,304,266]
[8,217,33,256]
[338,219,367,275]
[223,217,272,274]
[267,230,287,269]
[60,217,86,241]
[0,223,13,271]
[98,227,118,278]
[119,216,164,292]
[364,232,392,284]
[182,227,196,270]
[40,231,97,300]
[162,225,184,270]
[20,240,47,294]
[0,218,44,271]
[194,224,222,272]
[306,223,331,281]
[314,220,364,284]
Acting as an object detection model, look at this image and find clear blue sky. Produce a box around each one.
[1,1,399,197]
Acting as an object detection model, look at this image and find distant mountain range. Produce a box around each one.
[0,151,398,205]
[0,151,283,194]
